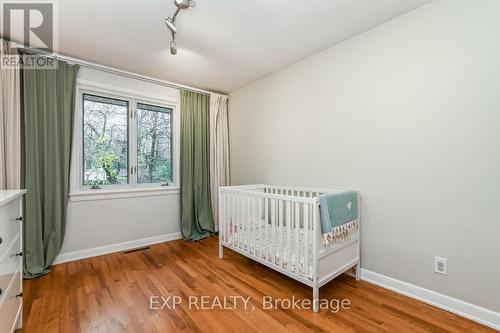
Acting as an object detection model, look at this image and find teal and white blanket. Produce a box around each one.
[319,191,359,244]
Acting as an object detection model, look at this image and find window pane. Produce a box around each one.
[83,94,129,186]
[137,103,172,184]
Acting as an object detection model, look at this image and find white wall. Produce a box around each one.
[59,67,181,256]
[229,0,500,312]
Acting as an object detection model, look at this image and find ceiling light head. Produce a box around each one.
[170,40,177,55]
[174,0,195,9]
[164,17,176,33]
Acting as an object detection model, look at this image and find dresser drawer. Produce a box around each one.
[0,236,21,306]
[0,266,21,333]
[0,199,21,258]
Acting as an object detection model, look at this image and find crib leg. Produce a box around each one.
[219,243,224,259]
[313,286,319,312]
[355,262,361,281]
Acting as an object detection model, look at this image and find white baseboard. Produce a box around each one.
[53,232,182,265]
[360,269,500,331]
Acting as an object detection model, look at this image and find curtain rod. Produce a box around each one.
[16,45,214,96]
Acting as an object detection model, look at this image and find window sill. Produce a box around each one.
[69,186,180,202]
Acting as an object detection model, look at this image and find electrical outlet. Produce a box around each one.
[434,256,448,275]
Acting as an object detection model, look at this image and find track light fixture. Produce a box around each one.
[164,0,196,55]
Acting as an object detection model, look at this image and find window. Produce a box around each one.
[136,103,173,184]
[81,90,175,190]
[83,94,129,186]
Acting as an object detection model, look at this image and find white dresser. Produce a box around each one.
[0,190,25,333]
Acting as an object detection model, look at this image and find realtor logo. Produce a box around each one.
[1,1,57,53]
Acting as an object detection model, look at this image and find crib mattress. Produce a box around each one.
[228,220,313,280]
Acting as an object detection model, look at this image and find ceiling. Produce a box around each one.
[53,0,431,93]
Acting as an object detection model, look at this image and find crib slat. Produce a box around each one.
[238,195,243,249]
[246,195,250,251]
[310,201,314,280]
[252,195,256,255]
[247,195,251,251]
[233,194,238,247]
[245,195,248,251]
[248,196,252,250]
[235,194,239,248]
[243,195,247,250]
[220,192,225,243]
[242,195,246,250]
[278,199,283,268]
[223,193,227,243]
[295,201,300,274]
[239,195,243,249]
[229,194,233,245]
[265,197,269,261]
[286,201,291,272]
[248,195,251,251]
[304,203,309,279]
[229,193,232,244]
[271,198,276,265]
[225,193,230,244]
[233,194,237,246]
[258,197,262,258]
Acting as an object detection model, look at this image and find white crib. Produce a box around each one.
[218,184,361,312]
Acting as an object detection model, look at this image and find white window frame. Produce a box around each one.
[70,79,180,201]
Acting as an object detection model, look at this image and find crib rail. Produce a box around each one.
[218,184,320,286]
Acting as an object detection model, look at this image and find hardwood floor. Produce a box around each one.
[19,237,494,333]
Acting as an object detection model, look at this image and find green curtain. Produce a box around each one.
[180,90,214,241]
[20,53,79,278]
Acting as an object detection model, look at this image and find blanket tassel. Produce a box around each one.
[323,220,359,245]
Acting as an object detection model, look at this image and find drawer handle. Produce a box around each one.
[16,252,23,257]
[15,217,23,222]
[16,292,23,298]
[0,288,2,295]
[0,236,2,244]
